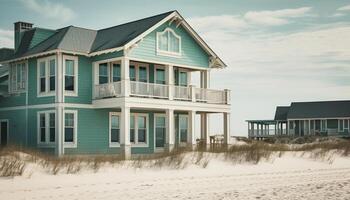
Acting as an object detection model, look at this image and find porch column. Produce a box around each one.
[121,57,130,97]
[166,109,175,151]
[200,70,210,88]
[56,52,64,156]
[120,106,131,159]
[188,110,196,149]
[223,112,231,144]
[166,65,174,100]
[200,113,210,144]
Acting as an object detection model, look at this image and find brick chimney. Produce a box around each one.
[14,21,33,52]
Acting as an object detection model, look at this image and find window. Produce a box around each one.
[138,66,148,82]
[37,110,55,145]
[155,115,166,148]
[99,63,108,84]
[64,55,78,95]
[64,110,77,148]
[130,113,148,146]
[155,67,166,84]
[321,120,327,132]
[37,56,55,96]
[157,28,181,57]
[112,63,121,82]
[179,71,188,86]
[9,61,27,93]
[109,113,120,146]
[179,115,188,143]
[129,65,136,81]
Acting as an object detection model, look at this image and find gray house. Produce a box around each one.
[247,100,350,139]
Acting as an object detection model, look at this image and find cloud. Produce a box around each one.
[187,15,247,32]
[337,4,350,11]
[244,7,313,26]
[331,13,346,17]
[0,29,14,48]
[20,0,75,22]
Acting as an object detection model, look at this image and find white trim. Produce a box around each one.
[0,119,9,146]
[130,113,149,147]
[9,60,27,94]
[37,55,56,97]
[63,110,78,148]
[89,47,123,57]
[129,61,150,82]
[154,113,166,151]
[37,110,56,147]
[63,55,78,97]
[109,112,121,147]
[338,119,345,132]
[156,28,182,57]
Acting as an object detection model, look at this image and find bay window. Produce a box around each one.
[109,113,120,147]
[37,56,55,96]
[37,110,55,145]
[64,110,77,147]
[130,113,148,146]
[157,28,181,57]
[64,55,78,95]
[9,61,27,93]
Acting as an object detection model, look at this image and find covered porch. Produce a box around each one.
[246,120,287,139]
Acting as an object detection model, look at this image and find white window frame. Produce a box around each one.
[63,55,78,96]
[37,56,56,97]
[156,28,182,57]
[64,110,78,148]
[129,62,149,83]
[37,110,56,147]
[109,112,121,147]
[9,61,27,94]
[130,113,149,147]
[154,113,166,150]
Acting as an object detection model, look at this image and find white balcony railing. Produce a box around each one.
[94,82,121,99]
[94,81,230,105]
[130,81,168,98]
[174,85,191,101]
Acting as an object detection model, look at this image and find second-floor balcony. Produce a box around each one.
[94,81,230,105]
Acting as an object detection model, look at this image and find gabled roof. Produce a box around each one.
[1,11,226,68]
[274,106,290,121]
[287,100,350,119]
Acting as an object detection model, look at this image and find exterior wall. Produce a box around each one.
[129,22,210,68]
[0,109,27,146]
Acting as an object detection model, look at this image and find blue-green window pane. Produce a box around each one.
[156,116,165,127]
[111,129,119,143]
[169,31,179,53]
[179,72,187,86]
[111,115,119,129]
[180,129,187,142]
[113,64,121,82]
[65,128,73,142]
[40,62,46,77]
[99,63,108,84]
[49,60,55,76]
[156,69,165,84]
[159,32,168,51]
[130,115,135,143]
[65,60,74,76]
[179,116,188,129]
[138,129,146,143]
[139,67,147,82]
[129,65,136,81]
[138,116,146,129]
[65,113,74,127]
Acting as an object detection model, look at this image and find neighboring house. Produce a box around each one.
[0,11,231,157]
[247,100,350,139]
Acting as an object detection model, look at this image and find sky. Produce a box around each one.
[0,0,350,136]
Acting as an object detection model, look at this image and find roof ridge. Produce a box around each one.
[291,100,350,104]
[97,10,175,32]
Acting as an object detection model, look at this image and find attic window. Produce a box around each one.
[156,28,181,57]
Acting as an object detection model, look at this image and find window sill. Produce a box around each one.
[156,51,181,58]
[38,92,55,97]
[131,143,148,148]
[109,143,121,148]
[64,91,78,97]
[64,142,77,148]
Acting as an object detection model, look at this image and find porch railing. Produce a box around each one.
[93,81,230,105]
[94,82,121,99]
[130,81,168,98]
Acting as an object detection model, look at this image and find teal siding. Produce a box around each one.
[0,93,26,108]
[65,56,93,104]
[90,51,123,62]
[64,108,121,155]
[28,58,55,105]
[327,119,338,129]
[29,28,56,49]
[130,23,209,68]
